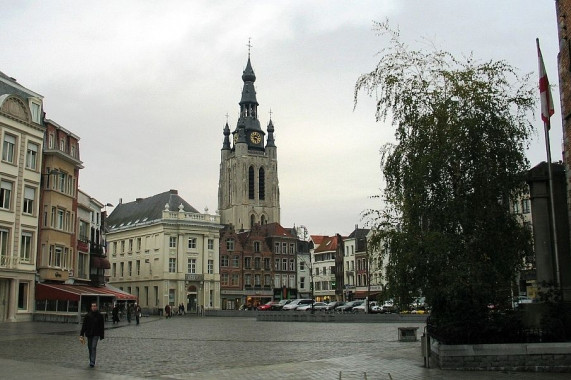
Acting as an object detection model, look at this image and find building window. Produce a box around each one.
[244,257,251,269]
[522,198,531,214]
[221,273,229,286]
[254,241,261,252]
[1,229,10,258]
[120,262,124,276]
[187,258,196,274]
[208,259,214,274]
[254,274,261,286]
[169,236,177,248]
[0,180,12,209]
[128,261,133,276]
[274,275,280,288]
[264,274,271,286]
[282,258,287,271]
[20,232,33,262]
[137,237,142,251]
[289,259,295,271]
[254,257,261,269]
[282,242,287,254]
[188,237,197,249]
[274,243,280,254]
[129,239,133,253]
[221,255,229,267]
[169,258,176,273]
[22,186,35,215]
[300,261,305,271]
[136,260,140,275]
[2,134,16,163]
[289,243,295,254]
[18,282,28,310]
[112,263,116,277]
[259,167,265,200]
[208,239,214,250]
[274,258,279,270]
[512,200,520,214]
[30,101,41,123]
[248,166,255,200]
[244,274,251,286]
[226,239,234,251]
[26,142,39,170]
[233,255,239,267]
[264,258,270,270]
[315,267,320,276]
[231,273,239,286]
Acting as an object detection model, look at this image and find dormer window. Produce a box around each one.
[29,101,41,123]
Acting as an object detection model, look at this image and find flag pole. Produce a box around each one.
[544,118,561,289]
[537,38,561,289]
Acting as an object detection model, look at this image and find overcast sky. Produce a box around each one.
[1,1,562,236]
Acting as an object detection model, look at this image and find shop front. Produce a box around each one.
[35,283,137,323]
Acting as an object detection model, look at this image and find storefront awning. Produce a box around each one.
[91,256,111,269]
[36,283,137,302]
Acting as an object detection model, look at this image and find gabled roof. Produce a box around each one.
[314,235,340,253]
[259,222,296,238]
[310,235,327,246]
[107,189,199,229]
[348,228,370,239]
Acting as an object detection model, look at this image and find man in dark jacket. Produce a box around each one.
[80,302,105,368]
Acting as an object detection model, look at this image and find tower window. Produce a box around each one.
[248,166,255,199]
[259,167,265,200]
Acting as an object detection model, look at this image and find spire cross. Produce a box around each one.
[225,113,229,123]
[269,108,273,119]
[247,38,252,57]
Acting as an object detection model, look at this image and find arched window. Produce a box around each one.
[250,214,255,229]
[248,166,255,199]
[259,167,265,200]
[261,215,266,225]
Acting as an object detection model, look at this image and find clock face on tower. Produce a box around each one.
[250,131,262,144]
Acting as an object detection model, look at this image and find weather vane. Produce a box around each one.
[247,37,252,57]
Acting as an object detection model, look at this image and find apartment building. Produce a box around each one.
[0,71,45,322]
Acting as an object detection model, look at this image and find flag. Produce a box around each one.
[537,38,554,127]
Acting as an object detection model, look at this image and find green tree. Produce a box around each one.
[355,22,534,342]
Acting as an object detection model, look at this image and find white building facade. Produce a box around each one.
[106,190,223,313]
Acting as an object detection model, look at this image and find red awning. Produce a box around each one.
[91,256,111,269]
[36,283,137,301]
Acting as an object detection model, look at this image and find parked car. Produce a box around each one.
[312,302,329,311]
[257,301,279,311]
[353,301,378,313]
[297,302,328,311]
[370,305,383,314]
[282,299,314,311]
[325,301,344,312]
[272,299,292,311]
[335,300,363,313]
[381,300,396,313]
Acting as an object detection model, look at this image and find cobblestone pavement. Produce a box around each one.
[0,316,569,379]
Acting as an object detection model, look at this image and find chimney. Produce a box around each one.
[170,189,178,194]
[136,198,143,203]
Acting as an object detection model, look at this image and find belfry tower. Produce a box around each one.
[218,51,280,230]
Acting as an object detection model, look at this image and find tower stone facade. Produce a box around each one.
[218,54,280,230]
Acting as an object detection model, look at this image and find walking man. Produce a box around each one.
[80,302,105,368]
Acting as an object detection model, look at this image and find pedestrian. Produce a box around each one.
[165,304,171,318]
[80,302,105,368]
[112,303,119,324]
[180,303,185,315]
[135,303,142,325]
